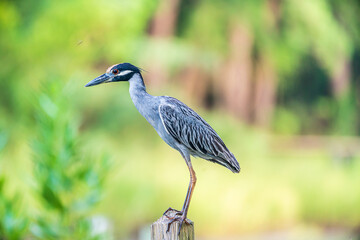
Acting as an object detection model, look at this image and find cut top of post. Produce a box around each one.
[151,209,194,240]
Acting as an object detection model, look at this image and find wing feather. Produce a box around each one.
[159,97,240,173]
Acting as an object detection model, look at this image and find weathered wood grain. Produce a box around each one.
[151,209,194,240]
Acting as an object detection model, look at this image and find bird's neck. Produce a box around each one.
[129,72,147,94]
[129,73,152,109]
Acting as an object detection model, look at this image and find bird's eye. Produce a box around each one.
[112,69,119,74]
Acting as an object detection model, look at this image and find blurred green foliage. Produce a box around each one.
[0,178,28,240]
[31,81,110,239]
[0,132,28,240]
[0,81,110,239]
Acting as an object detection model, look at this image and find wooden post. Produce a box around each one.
[151,209,194,240]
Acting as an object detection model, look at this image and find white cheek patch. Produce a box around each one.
[119,70,133,76]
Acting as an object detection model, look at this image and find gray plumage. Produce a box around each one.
[159,98,240,173]
[85,62,240,235]
[127,72,240,173]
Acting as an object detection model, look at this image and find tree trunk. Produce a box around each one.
[221,22,253,122]
[146,0,181,87]
[253,56,277,127]
[149,0,181,37]
[180,67,208,107]
[330,56,351,99]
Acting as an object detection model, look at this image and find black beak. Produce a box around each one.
[85,74,111,87]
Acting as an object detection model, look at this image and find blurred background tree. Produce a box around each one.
[0,0,359,239]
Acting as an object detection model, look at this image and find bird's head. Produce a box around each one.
[85,63,142,87]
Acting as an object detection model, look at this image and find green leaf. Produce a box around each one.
[39,94,58,119]
[41,184,63,211]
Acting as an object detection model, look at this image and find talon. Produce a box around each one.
[177,220,184,236]
[164,212,183,220]
[166,217,178,232]
[163,207,172,216]
[164,215,174,220]
[175,211,183,216]
[163,207,180,217]
[165,215,189,235]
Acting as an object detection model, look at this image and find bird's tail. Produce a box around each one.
[210,152,240,173]
[227,153,240,173]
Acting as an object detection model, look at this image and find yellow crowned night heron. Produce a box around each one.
[85,63,240,235]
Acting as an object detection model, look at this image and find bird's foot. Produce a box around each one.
[166,213,191,236]
[163,207,182,217]
[162,208,191,235]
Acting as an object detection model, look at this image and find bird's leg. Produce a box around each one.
[180,162,196,217]
[164,187,190,218]
[163,180,193,219]
[166,155,196,235]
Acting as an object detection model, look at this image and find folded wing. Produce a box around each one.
[159,97,240,173]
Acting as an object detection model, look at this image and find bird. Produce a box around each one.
[85,63,240,235]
